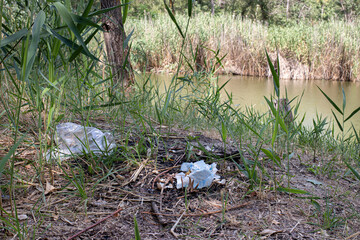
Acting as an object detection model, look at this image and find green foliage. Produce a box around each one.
[126,0,360,24]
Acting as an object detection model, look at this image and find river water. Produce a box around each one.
[150,74,360,132]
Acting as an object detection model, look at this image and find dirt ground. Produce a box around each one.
[0,122,359,240]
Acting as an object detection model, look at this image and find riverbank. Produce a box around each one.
[128,13,360,81]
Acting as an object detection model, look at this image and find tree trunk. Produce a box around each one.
[211,0,215,15]
[101,0,134,87]
[169,0,175,14]
[286,0,290,20]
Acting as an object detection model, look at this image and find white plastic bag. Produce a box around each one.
[47,122,116,160]
[175,160,220,189]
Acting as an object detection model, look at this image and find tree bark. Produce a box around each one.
[211,0,215,15]
[101,0,134,87]
[169,0,175,15]
[286,0,290,20]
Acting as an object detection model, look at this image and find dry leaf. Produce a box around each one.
[204,199,222,208]
[52,212,59,221]
[44,181,56,195]
[18,214,28,220]
[259,229,283,236]
[272,219,280,225]
[52,207,59,221]
[116,175,125,181]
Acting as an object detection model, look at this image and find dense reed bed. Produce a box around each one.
[129,13,360,81]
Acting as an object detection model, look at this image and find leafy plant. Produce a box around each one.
[310,199,344,230]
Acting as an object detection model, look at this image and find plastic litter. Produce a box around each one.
[47,122,116,160]
[175,160,221,189]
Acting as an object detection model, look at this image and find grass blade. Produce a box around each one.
[351,124,360,143]
[164,2,185,39]
[265,49,279,97]
[88,4,124,17]
[82,0,94,17]
[342,87,346,113]
[272,115,279,147]
[123,28,134,49]
[261,148,281,167]
[331,110,343,132]
[24,11,45,82]
[345,106,360,122]
[69,28,99,62]
[0,28,28,48]
[0,137,23,178]
[71,14,104,32]
[122,0,130,24]
[134,215,141,240]
[188,0,193,17]
[344,161,360,181]
[317,86,343,115]
[53,2,97,61]
[277,187,310,194]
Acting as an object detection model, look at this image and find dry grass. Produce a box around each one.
[128,14,360,81]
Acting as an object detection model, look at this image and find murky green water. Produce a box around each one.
[150,74,360,132]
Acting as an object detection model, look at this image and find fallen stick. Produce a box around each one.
[151,165,180,189]
[66,208,123,240]
[345,231,360,240]
[142,202,250,217]
[170,211,185,238]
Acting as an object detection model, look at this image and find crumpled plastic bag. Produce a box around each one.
[47,122,116,160]
[175,160,220,189]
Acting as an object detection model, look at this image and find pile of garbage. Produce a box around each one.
[175,160,223,189]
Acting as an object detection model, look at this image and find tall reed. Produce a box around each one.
[128,13,360,81]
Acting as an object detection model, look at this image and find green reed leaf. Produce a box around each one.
[344,161,360,181]
[164,2,185,39]
[82,0,94,17]
[277,187,310,195]
[123,28,134,49]
[317,86,343,115]
[351,124,360,143]
[331,110,343,132]
[265,49,279,98]
[69,28,99,62]
[71,14,103,32]
[53,2,97,61]
[188,0,193,17]
[24,11,45,82]
[88,4,123,17]
[342,87,346,113]
[261,148,281,167]
[122,0,130,24]
[345,106,360,122]
[0,137,23,178]
[0,28,28,48]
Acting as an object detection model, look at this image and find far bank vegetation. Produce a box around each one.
[127,0,360,81]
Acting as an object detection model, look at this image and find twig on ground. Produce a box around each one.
[170,211,185,238]
[345,231,360,240]
[289,221,300,233]
[143,202,250,217]
[123,159,148,186]
[66,207,123,240]
[151,165,180,189]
